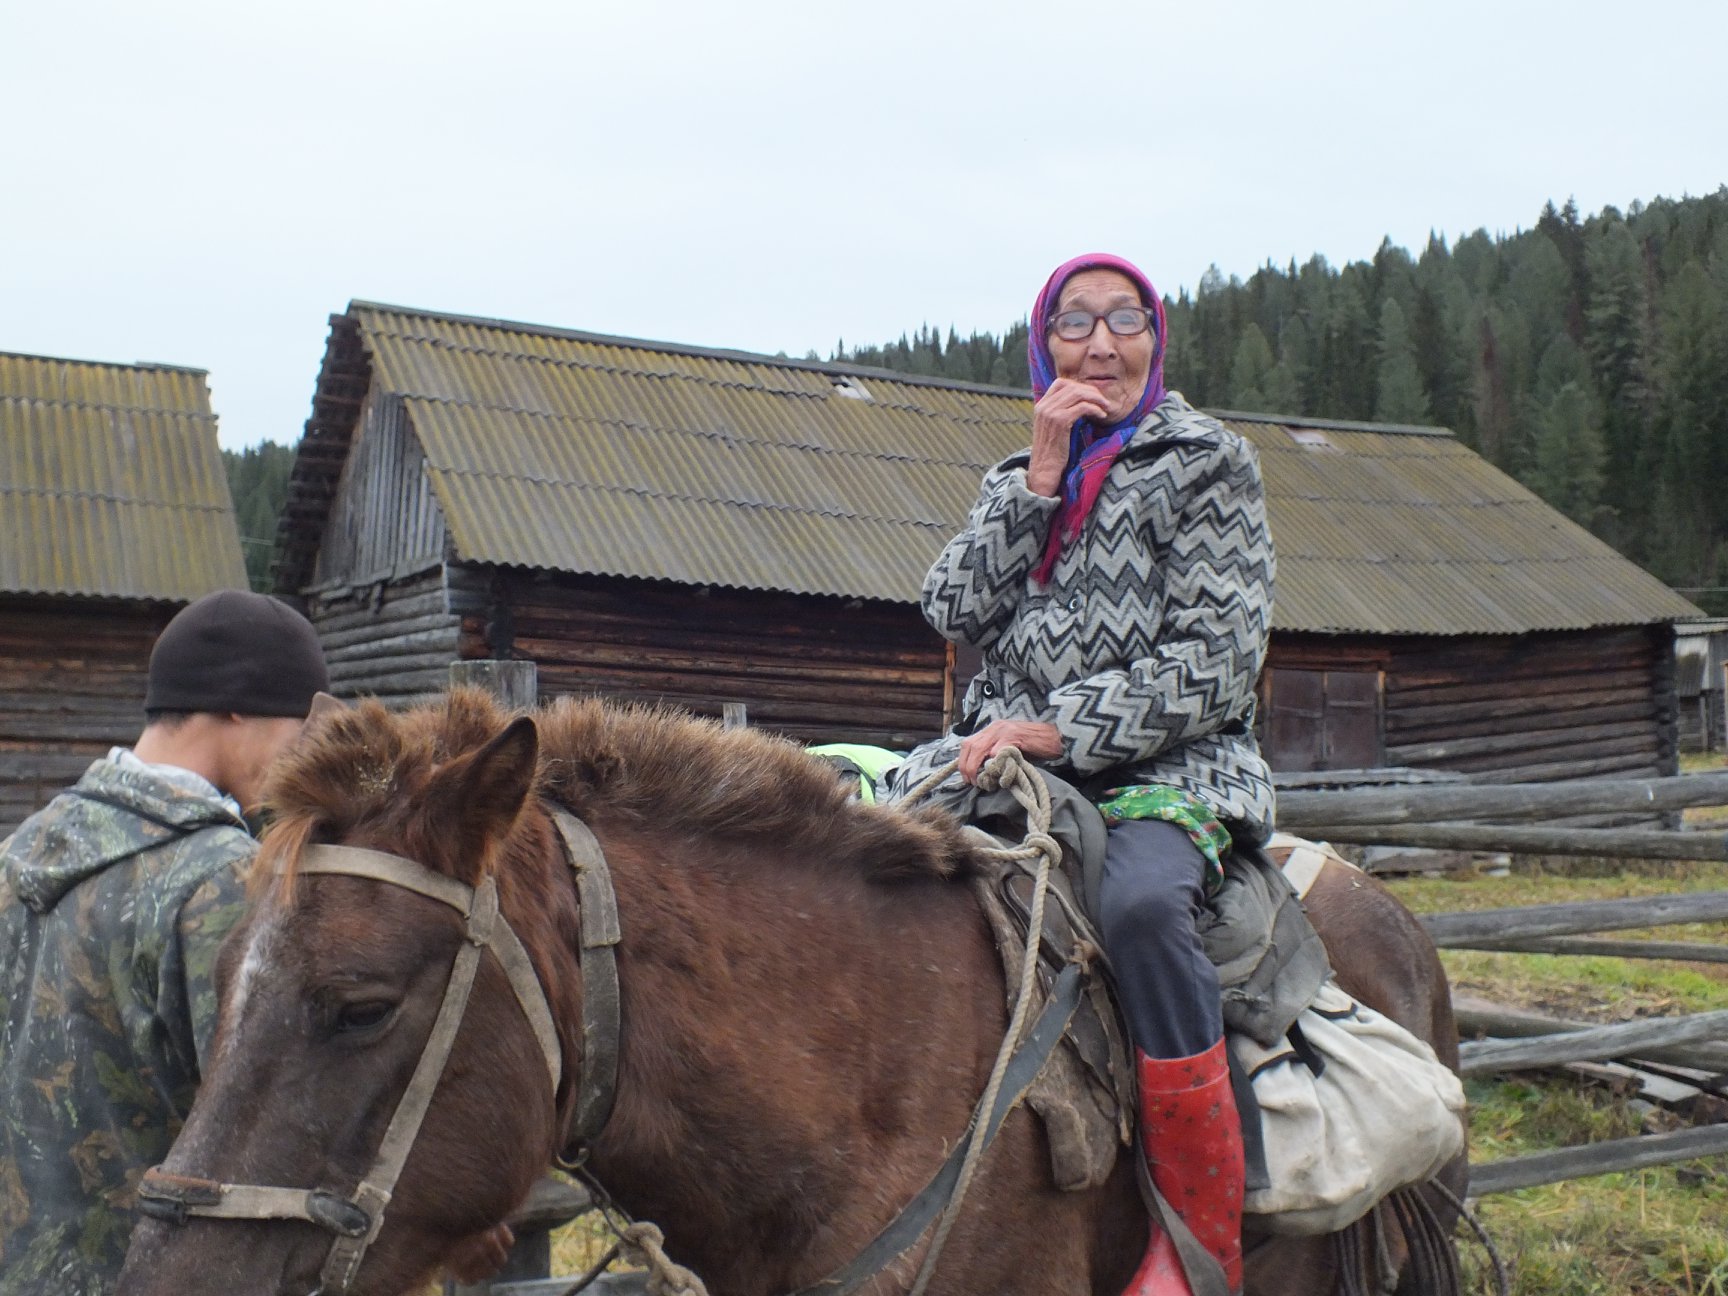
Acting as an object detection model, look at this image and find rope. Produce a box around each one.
[1424,1177,1509,1296]
[618,1222,710,1296]
[907,747,1062,1296]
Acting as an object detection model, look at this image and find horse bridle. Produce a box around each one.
[137,810,621,1295]
[138,792,1090,1296]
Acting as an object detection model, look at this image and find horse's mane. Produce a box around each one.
[258,689,976,889]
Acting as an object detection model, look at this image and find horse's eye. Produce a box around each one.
[335,1001,395,1033]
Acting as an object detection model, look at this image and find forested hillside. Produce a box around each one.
[832,191,1728,614]
[223,440,295,591]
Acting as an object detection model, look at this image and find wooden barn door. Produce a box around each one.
[1263,667,1384,772]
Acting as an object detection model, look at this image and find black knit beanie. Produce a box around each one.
[145,589,330,718]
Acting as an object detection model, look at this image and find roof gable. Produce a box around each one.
[279,303,1700,635]
[0,351,247,601]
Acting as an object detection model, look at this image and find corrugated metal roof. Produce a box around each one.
[317,303,1699,635]
[0,351,247,601]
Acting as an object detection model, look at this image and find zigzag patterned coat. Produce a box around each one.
[906,391,1277,836]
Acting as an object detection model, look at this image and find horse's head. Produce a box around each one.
[119,690,583,1296]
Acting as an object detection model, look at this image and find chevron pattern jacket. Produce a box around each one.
[905,392,1277,836]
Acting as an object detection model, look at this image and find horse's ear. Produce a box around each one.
[430,716,540,858]
[306,691,348,724]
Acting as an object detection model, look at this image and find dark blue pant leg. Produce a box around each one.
[1098,817,1222,1060]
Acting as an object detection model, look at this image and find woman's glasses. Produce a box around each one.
[1047,307,1157,342]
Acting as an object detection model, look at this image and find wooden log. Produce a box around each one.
[1465,936,1728,963]
[508,637,942,687]
[314,611,462,652]
[1385,691,1653,738]
[1300,822,1728,860]
[1425,893,1728,945]
[1385,719,1657,767]
[1446,737,1661,778]
[323,628,462,662]
[1390,667,1653,710]
[449,661,538,710]
[1452,995,1728,1073]
[327,651,458,681]
[1459,1010,1728,1075]
[1467,1123,1728,1196]
[1278,770,1728,827]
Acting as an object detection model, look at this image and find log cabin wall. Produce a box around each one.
[1263,625,1678,787]
[449,566,948,748]
[310,391,447,590]
[0,598,171,835]
[304,568,461,707]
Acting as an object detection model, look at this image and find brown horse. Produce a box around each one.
[118,689,1462,1296]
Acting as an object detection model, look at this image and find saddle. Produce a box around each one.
[915,763,1331,1195]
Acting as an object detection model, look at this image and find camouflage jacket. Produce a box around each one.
[0,756,255,1295]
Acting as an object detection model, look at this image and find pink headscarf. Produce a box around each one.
[1028,253,1167,584]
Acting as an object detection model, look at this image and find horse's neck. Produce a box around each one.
[590,829,1003,1285]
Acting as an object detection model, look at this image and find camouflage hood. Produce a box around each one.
[3,758,247,915]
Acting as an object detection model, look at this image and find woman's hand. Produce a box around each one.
[957,719,1064,783]
[1027,379,1110,497]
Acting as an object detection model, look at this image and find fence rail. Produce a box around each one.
[1285,769,1728,1199]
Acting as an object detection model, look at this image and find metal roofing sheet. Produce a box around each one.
[0,352,247,601]
[338,306,1699,634]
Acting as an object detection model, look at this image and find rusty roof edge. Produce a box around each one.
[0,348,209,378]
[348,300,1036,400]
[446,557,922,608]
[1216,409,1456,438]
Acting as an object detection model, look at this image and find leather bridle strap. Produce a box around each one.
[551,810,621,1153]
[139,841,569,1294]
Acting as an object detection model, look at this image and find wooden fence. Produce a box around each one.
[1280,769,1728,1197]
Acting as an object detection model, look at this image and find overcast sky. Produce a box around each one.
[4,0,1724,449]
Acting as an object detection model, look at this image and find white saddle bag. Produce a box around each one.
[1233,978,1467,1235]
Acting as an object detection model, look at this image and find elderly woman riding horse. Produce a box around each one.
[892,251,1277,1294]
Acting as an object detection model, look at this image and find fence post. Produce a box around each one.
[449,660,538,709]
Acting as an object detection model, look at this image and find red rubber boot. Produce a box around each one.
[1125,1039,1245,1295]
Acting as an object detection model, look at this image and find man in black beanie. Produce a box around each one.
[0,590,329,1296]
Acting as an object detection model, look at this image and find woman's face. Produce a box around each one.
[1047,268,1155,424]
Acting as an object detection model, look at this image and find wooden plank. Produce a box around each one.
[1278,770,1728,826]
[1459,1010,1728,1075]
[1465,936,1728,963]
[1425,892,1728,944]
[1563,1060,1710,1108]
[1468,1124,1728,1195]
[449,661,538,709]
[1300,822,1728,860]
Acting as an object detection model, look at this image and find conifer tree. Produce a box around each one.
[1374,299,1432,424]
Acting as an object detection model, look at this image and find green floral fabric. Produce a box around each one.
[0,757,254,1295]
[1093,783,1231,891]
